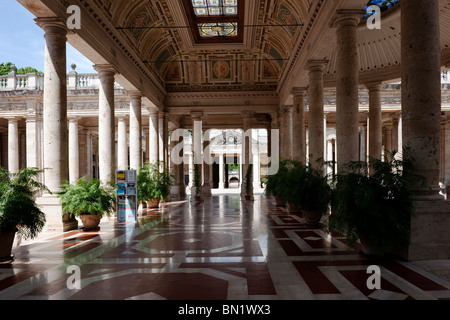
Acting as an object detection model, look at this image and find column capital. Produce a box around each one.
[365,81,384,91]
[283,105,294,114]
[307,59,329,72]
[146,106,160,114]
[4,116,21,123]
[127,90,143,99]
[242,110,255,118]
[35,17,67,36]
[93,64,117,77]
[331,10,364,28]
[117,114,128,121]
[191,111,203,121]
[291,87,308,97]
[67,116,80,122]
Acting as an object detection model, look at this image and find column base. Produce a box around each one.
[36,193,78,232]
[202,184,212,198]
[170,186,180,201]
[407,199,450,260]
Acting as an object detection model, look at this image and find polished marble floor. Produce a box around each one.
[1,194,450,300]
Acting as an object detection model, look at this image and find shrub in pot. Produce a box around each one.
[137,161,173,208]
[264,159,294,206]
[58,176,116,231]
[281,160,331,225]
[0,167,48,261]
[327,149,427,258]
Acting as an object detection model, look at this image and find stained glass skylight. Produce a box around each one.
[364,0,400,18]
[183,0,243,43]
[192,0,238,17]
[198,22,237,37]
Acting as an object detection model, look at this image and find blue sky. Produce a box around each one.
[0,1,95,73]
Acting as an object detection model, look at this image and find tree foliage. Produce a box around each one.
[0,62,43,76]
[0,167,48,239]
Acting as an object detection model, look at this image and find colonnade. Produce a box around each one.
[0,2,447,259]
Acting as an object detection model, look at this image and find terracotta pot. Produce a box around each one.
[0,231,16,261]
[80,214,102,230]
[359,235,408,259]
[147,199,161,208]
[287,203,303,215]
[194,195,201,202]
[245,195,251,201]
[274,196,285,207]
[303,210,322,227]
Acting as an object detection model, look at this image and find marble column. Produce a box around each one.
[35,18,75,232]
[7,117,20,174]
[129,92,142,171]
[191,111,203,197]
[284,106,294,159]
[163,113,169,165]
[36,18,69,192]
[25,115,40,169]
[402,0,442,197]
[94,64,116,185]
[219,153,224,189]
[68,117,80,184]
[169,129,180,201]
[292,88,307,164]
[241,111,254,200]
[253,148,261,189]
[277,108,285,159]
[444,119,450,197]
[391,114,399,154]
[333,10,361,172]
[117,115,128,171]
[307,60,327,169]
[383,122,393,158]
[401,0,450,260]
[202,129,212,197]
[158,112,165,164]
[148,109,159,164]
[366,82,383,163]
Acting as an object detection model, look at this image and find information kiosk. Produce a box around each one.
[116,170,137,223]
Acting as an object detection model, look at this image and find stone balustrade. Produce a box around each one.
[0,72,122,91]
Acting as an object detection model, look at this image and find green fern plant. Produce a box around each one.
[137,161,174,202]
[58,176,116,218]
[0,167,48,239]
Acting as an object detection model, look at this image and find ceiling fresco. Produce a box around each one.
[92,0,312,93]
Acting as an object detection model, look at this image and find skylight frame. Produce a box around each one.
[183,0,244,44]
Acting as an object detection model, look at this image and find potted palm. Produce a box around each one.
[0,167,48,262]
[278,160,331,224]
[327,149,426,258]
[279,160,306,214]
[297,165,331,226]
[58,176,116,231]
[137,161,173,208]
[264,160,293,206]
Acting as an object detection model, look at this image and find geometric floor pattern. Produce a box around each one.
[1,194,450,300]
